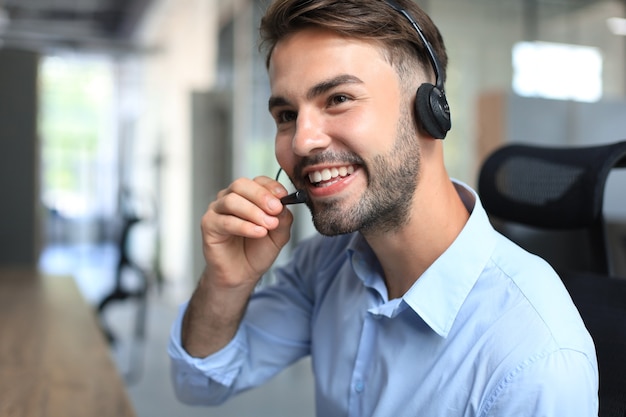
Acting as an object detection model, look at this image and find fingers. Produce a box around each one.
[204,176,290,240]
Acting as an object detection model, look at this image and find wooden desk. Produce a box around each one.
[0,268,136,417]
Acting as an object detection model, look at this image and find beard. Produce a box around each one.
[308,108,421,236]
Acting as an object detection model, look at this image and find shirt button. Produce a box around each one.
[354,380,364,393]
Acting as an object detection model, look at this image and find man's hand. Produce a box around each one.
[181,176,293,358]
[201,176,293,289]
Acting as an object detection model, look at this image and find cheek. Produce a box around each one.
[330,107,397,153]
[275,136,294,168]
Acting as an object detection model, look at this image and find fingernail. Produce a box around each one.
[268,198,282,211]
[264,214,278,227]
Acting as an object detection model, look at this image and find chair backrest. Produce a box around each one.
[478,140,626,275]
[562,271,626,417]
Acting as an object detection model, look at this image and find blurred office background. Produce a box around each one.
[1,0,626,416]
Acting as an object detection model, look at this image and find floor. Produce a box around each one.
[39,243,316,417]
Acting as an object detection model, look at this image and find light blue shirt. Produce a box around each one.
[169,181,598,416]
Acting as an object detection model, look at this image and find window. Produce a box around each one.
[39,55,117,224]
[512,41,603,102]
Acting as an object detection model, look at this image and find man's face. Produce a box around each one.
[268,28,421,235]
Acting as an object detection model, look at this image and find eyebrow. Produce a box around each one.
[268,74,364,112]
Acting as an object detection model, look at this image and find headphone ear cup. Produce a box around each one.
[414,83,451,139]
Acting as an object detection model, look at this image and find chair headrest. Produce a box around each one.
[478,140,626,229]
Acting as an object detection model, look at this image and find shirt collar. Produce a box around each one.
[402,180,498,337]
[347,233,389,299]
[346,180,498,337]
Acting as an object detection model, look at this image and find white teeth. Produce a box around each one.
[308,165,355,184]
[311,171,322,183]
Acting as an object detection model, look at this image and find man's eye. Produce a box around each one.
[277,111,297,123]
[330,94,350,105]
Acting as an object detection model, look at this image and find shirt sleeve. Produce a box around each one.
[167,252,316,405]
[167,301,249,405]
[480,347,599,417]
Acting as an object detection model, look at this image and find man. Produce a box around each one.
[169,0,598,415]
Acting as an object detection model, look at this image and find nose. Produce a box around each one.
[292,109,330,156]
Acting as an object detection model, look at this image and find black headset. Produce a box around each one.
[384,0,451,139]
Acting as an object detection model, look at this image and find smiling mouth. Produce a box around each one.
[308,165,356,187]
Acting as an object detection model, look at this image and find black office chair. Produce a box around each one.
[478,140,626,417]
[563,271,626,417]
[478,140,626,275]
[97,188,154,384]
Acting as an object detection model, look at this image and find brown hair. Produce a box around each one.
[259,0,448,84]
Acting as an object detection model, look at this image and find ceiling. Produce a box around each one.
[0,0,618,55]
[0,0,154,54]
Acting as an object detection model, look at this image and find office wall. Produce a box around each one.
[0,48,40,265]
